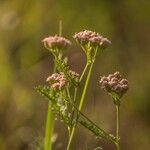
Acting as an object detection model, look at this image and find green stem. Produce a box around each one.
[73,88,77,103]
[44,63,56,150]
[78,47,98,111]
[71,88,78,123]
[66,127,75,150]
[67,98,116,143]
[66,48,98,150]
[44,103,54,150]
[44,20,63,150]
[79,63,89,82]
[115,105,120,150]
[67,61,95,150]
[69,61,88,123]
[78,62,94,111]
[116,144,120,150]
[66,87,71,100]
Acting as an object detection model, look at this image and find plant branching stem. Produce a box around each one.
[67,48,98,150]
[66,62,90,150]
[78,62,93,111]
[78,47,98,111]
[69,61,88,125]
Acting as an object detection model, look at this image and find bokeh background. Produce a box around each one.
[0,0,150,149]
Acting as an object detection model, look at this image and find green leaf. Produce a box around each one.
[35,85,56,103]
[63,98,116,143]
[35,85,116,143]
[35,85,72,126]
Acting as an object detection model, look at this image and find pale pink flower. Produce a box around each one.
[99,72,128,97]
[73,30,111,48]
[46,72,67,90]
[42,35,71,51]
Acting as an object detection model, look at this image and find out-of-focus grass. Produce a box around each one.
[0,0,150,149]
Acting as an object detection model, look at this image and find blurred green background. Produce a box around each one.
[0,0,150,149]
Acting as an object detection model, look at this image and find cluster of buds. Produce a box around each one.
[99,72,128,100]
[42,35,71,55]
[73,30,111,63]
[73,30,111,49]
[46,72,67,90]
[69,70,79,78]
[69,70,80,86]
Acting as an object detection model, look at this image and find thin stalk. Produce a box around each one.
[44,20,62,150]
[44,103,54,150]
[67,48,98,150]
[67,98,116,143]
[73,88,77,103]
[66,127,75,150]
[69,61,88,124]
[78,62,94,111]
[69,61,89,130]
[44,63,56,150]
[115,105,120,150]
[67,64,93,150]
[78,47,98,111]
[70,87,78,122]
[79,63,89,82]
[66,87,71,100]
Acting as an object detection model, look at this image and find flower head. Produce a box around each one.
[46,72,67,90]
[69,70,80,86]
[42,35,71,54]
[69,70,79,79]
[73,30,111,48]
[99,72,128,99]
[73,30,111,64]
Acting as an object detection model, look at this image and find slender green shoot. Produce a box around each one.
[67,48,98,150]
[115,105,120,150]
[44,20,62,150]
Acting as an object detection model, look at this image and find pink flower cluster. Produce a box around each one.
[42,35,71,50]
[73,30,111,47]
[46,72,67,90]
[99,72,128,97]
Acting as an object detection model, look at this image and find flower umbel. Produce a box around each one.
[73,30,111,48]
[42,35,71,55]
[73,30,111,64]
[69,70,79,78]
[99,72,128,99]
[46,72,67,90]
[69,70,80,85]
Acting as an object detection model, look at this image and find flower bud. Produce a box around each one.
[73,30,111,49]
[73,30,111,63]
[99,72,129,100]
[42,35,71,55]
[46,72,67,90]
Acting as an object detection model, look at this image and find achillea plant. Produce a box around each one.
[36,28,128,150]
